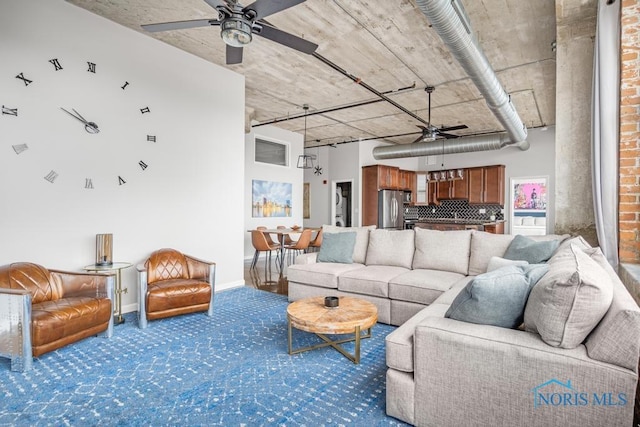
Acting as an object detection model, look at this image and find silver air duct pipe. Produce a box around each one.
[373,133,512,160]
[374,0,529,160]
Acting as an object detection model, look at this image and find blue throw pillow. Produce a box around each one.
[445,264,550,329]
[503,235,559,264]
[317,232,357,264]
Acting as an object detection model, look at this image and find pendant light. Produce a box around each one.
[297,104,315,169]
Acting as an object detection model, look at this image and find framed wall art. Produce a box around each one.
[251,179,292,218]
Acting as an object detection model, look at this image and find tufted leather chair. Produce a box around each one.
[136,248,215,329]
[0,262,114,371]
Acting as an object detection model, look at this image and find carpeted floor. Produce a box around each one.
[0,287,409,426]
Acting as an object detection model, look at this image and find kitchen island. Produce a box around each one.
[408,218,505,234]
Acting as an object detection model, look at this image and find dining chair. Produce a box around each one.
[308,228,323,252]
[277,225,295,246]
[250,230,281,272]
[284,229,313,264]
[257,226,279,246]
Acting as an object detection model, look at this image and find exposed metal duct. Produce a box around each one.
[373,133,512,159]
[374,0,529,160]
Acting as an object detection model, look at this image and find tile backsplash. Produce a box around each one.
[404,200,504,221]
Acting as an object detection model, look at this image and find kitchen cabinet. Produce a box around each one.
[428,180,438,205]
[407,171,417,204]
[435,169,468,200]
[399,170,414,191]
[483,222,505,234]
[483,165,505,204]
[468,165,505,205]
[362,164,402,226]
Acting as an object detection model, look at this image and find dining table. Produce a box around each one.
[249,227,320,274]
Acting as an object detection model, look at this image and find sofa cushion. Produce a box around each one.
[445,264,549,329]
[584,247,640,371]
[287,262,366,289]
[524,244,613,349]
[503,235,559,264]
[468,231,515,275]
[412,228,472,275]
[366,229,415,269]
[322,225,375,264]
[338,265,408,298]
[486,256,528,272]
[317,232,356,263]
[389,269,466,305]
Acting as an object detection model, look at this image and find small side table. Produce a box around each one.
[83,262,132,324]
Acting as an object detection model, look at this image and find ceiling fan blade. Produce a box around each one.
[203,0,228,10]
[439,124,468,132]
[438,131,461,139]
[254,23,318,54]
[226,45,244,64]
[141,19,219,33]
[411,135,425,144]
[243,0,306,20]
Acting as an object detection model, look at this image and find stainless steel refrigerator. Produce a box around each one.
[378,189,404,229]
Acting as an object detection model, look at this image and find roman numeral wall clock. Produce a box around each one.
[1,56,160,190]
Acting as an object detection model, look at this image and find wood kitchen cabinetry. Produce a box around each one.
[415,173,439,205]
[436,169,468,200]
[362,164,403,226]
[483,222,505,234]
[399,170,414,191]
[467,165,505,205]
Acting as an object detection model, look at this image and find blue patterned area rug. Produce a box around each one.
[0,287,409,426]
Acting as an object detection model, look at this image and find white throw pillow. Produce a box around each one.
[413,228,472,275]
[524,244,613,349]
[365,229,415,269]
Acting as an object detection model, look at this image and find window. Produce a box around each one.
[255,138,288,166]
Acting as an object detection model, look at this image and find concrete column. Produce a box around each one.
[554,3,597,244]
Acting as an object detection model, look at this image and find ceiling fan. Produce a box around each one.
[141,0,318,65]
[411,86,468,143]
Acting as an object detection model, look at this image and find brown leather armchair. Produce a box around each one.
[0,262,114,371]
[136,248,215,329]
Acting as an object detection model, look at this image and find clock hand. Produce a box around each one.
[60,107,100,134]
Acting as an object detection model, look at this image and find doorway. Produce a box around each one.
[333,180,353,227]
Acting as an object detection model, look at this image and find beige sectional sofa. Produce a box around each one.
[287,226,640,427]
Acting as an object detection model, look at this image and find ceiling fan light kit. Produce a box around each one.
[221,18,252,47]
[142,0,317,65]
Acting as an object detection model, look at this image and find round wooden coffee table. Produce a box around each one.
[287,296,378,364]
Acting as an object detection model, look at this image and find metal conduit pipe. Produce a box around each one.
[417,0,528,146]
[373,133,512,159]
[375,0,529,160]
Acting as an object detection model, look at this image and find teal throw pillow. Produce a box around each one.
[503,235,559,264]
[317,232,357,264]
[445,263,550,329]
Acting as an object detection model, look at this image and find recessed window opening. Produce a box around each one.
[255,138,288,167]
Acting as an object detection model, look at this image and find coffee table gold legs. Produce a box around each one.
[288,318,372,364]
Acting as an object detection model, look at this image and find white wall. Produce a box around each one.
[303,146,331,228]
[0,0,246,312]
[244,125,304,259]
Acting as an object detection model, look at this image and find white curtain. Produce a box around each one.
[592,0,620,266]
